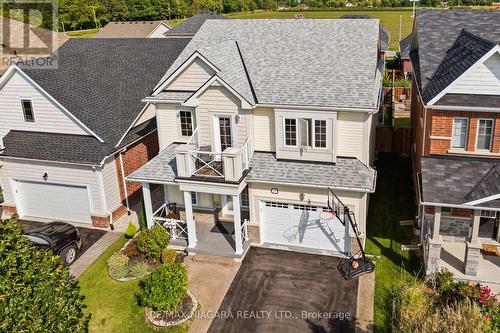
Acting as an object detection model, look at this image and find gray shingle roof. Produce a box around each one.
[164,11,225,37]
[145,91,194,103]
[434,93,500,108]
[158,19,381,110]
[399,33,412,59]
[411,10,500,104]
[421,156,500,208]
[127,143,376,192]
[22,38,189,147]
[95,21,170,38]
[340,14,390,51]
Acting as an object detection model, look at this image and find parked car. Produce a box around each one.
[24,222,83,265]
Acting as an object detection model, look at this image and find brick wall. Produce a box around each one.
[402,59,413,73]
[115,131,159,207]
[1,205,17,219]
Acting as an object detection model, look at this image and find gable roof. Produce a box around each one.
[340,14,390,51]
[164,11,225,38]
[399,33,412,59]
[95,21,170,38]
[411,10,500,103]
[21,38,188,147]
[158,19,382,110]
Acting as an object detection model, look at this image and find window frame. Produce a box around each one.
[283,117,298,147]
[179,110,194,137]
[451,117,468,149]
[190,192,199,206]
[475,118,494,151]
[313,119,327,149]
[20,98,35,122]
[480,210,497,218]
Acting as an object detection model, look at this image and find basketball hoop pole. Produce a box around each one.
[344,207,367,262]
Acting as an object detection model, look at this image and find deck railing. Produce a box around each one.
[152,203,188,240]
[241,218,249,243]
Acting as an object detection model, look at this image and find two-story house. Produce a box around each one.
[410,10,500,281]
[128,19,382,258]
[0,38,188,227]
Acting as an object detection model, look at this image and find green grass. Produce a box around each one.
[365,154,421,333]
[65,29,99,38]
[226,9,414,50]
[394,118,410,128]
[78,236,190,333]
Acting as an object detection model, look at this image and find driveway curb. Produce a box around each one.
[71,232,122,277]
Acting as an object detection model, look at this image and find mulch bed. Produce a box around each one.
[145,291,198,327]
[122,240,161,269]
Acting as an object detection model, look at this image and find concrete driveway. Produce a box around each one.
[207,247,359,333]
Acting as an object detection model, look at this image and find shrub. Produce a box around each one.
[0,217,89,332]
[136,226,170,259]
[108,253,129,279]
[440,301,485,333]
[129,262,150,278]
[161,249,177,264]
[136,263,188,312]
[125,222,138,238]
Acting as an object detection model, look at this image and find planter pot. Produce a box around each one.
[144,290,199,327]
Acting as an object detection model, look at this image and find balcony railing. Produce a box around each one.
[176,128,253,182]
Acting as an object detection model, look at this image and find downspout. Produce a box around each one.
[118,148,131,215]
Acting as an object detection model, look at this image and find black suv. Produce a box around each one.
[24,222,83,265]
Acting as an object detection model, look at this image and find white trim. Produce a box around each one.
[255,103,377,113]
[430,104,500,113]
[475,118,494,151]
[145,22,171,38]
[0,65,105,142]
[422,201,500,212]
[93,166,108,214]
[283,117,298,147]
[212,113,236,154]
[152,51,220,95]
[19,97,35,122]
[179,109,195,139]
[247,179,375,193]
[182,75,253,110]
[428,45,500,106]
[465,193,500,206]
[0,155,98,167]
[125,176,177,185]
[430,136,451,140]
[313,119,328,149]
[115,103,151,148]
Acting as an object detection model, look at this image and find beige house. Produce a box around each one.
[128,19,383,258]
[95,20,171,38]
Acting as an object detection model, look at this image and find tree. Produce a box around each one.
[0,217,89,332]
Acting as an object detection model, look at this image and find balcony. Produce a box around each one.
[175,128,253,183]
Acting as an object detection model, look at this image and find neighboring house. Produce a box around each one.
[95,21,171,38]
[128,19,383,258]
[410,10,500,281]
[399,33,413,74]
[0,17,68,74]
[340,14,390,55]
[0,38,189,227]
[164,11,225,39]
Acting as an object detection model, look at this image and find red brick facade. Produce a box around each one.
[402,59,413,73]
[1,205,18,218]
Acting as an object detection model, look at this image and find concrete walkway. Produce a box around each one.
[186,254,241,333]
[355,272,375,333]
[70,232,122,277]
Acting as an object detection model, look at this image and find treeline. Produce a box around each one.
[2,0,495,31]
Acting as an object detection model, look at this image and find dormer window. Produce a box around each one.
[21,99,35,122]
[284,118,297,146]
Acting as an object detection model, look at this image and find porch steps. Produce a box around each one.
[190,253,235,266]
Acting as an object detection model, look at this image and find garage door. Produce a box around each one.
[262,201,347,252]
[16,180,92,223]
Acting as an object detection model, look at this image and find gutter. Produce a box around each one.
[246,179,376,194]
[420,201,500,212]
[429,104,500,113]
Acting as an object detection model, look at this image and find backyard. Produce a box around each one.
[78,236,191,333]
[365,153,421,332]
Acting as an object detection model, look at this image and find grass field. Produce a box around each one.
[227,9,414,50]
[65,29,98,38]
[364,154,421,332]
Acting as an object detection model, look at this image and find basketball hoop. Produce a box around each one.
[319,209,335,222]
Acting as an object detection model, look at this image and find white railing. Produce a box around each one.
[189,150,224,178]
[241,219,249,243]
[186,127,199,148]
[152,203,188,240]
[240,137,252,171]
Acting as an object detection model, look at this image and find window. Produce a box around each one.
[218,117,232,151]
[191,192,198,206]
[480,210,497,218]
[241,187,249,207]
[476,119,494,151]
[21,99,35,122]
[265,201,288,208]
[179,111,193,136]
[300,118,312,147]
[284,118,297,146]
[314,120,327,148]
[451,117,468,149]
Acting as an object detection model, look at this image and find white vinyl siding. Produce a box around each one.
[156,104,189,150]
[0,158,104,215]
[165,185,213,209]
[134,103,156,127]
[0,72,88,139]
[337,112,365,161]
[167,58,215,91]
[451,117,468,149]
[253,108,275,151]
[102,158,122,211]
[476,118,494,151]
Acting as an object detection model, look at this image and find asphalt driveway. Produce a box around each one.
[207,247,359,333]
[20,220,107,261]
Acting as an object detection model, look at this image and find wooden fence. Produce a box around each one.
[376,127,411,154]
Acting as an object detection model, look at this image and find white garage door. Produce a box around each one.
[16,180,92,223]
[262,201,347,252]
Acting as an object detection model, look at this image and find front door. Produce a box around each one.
[213,115,233,154]
[479,216,499,239]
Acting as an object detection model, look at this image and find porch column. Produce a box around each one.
[163,185,169,205]
[426,206,442,275]
[142,182,154,229]
[465,210,482,276]
[233,194,243,255]
[183,191,197,248]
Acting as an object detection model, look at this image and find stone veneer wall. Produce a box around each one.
[425,213,471,241]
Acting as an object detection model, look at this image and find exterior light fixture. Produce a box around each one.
[43,172,48,181]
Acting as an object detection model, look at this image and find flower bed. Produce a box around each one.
[145,290,198,327]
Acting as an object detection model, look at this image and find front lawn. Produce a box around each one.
[365,154,421,333]
[78,236,190,333]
